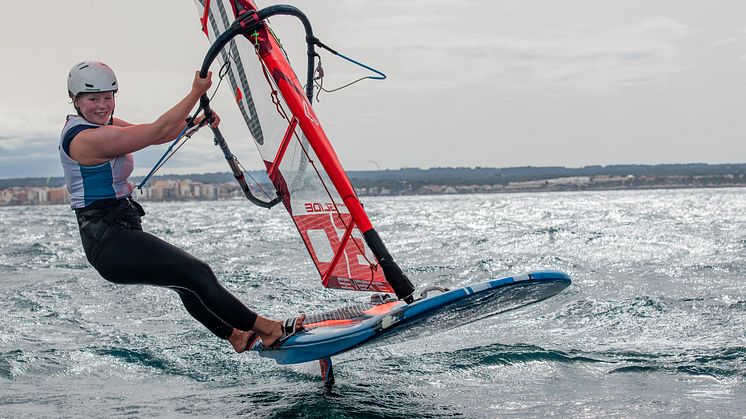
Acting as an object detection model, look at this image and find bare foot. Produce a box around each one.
[253,314,306,348]
[228,329,257,353]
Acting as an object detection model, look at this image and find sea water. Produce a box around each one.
[1,188,744,418]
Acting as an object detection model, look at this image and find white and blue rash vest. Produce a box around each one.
[59,115,134,209]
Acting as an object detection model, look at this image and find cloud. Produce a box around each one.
[0,133,62,178]
[0,131,59,154]
[713,27,746,47]
[619,16,691,39]
[376,17,692,96]
[713,37,741,47]
[339,0,474,13]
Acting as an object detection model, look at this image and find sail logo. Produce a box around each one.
[305,202,345,213]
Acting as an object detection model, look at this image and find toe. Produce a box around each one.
[295,313,306,331]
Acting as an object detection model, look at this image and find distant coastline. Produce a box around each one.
[2,163,744,206]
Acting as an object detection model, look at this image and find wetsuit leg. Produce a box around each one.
[174,288,234,339]
[92,227,258,338]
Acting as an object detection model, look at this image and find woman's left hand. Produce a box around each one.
[207,112,220,128]
[196,112,221,128]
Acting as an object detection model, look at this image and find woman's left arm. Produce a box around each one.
[112,118,132,127]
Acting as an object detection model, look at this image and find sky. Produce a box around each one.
[1,0,745,179]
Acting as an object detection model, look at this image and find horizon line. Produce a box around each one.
[3,162,746,181]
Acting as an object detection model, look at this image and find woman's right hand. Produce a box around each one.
[192,71,213,96]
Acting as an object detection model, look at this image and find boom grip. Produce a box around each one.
[199,5,317,104]
[198,11,257,118]
[199,9,260,78]
[196,9,280,209]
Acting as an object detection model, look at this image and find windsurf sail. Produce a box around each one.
[194,0,415,302]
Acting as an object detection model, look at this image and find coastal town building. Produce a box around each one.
[1,172,744,207]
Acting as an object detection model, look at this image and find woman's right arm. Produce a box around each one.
[69,71,213,166]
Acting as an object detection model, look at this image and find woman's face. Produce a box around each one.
[74,92,115,125]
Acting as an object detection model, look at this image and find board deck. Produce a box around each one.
[251,271,571,364]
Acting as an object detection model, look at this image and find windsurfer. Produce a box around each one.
[59,60,304,352]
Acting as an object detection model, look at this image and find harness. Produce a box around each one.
[75,197,145,265]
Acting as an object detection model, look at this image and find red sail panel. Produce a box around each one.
[295,212,389,292]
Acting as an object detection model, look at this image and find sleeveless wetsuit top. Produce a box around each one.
[59,115,135,209]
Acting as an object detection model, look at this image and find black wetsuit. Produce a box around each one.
[75,197,258,339]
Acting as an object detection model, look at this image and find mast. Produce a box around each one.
[197,1,415,302]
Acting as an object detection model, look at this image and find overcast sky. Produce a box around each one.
[1,0,745,179]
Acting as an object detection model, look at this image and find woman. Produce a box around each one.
[60,60,303,352]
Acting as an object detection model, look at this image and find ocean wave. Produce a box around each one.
[443,343,604,369]
[2,191,746,416]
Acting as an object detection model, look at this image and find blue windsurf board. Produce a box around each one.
[251,270,571,364]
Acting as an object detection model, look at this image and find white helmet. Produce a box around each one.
[67,60,118,98]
